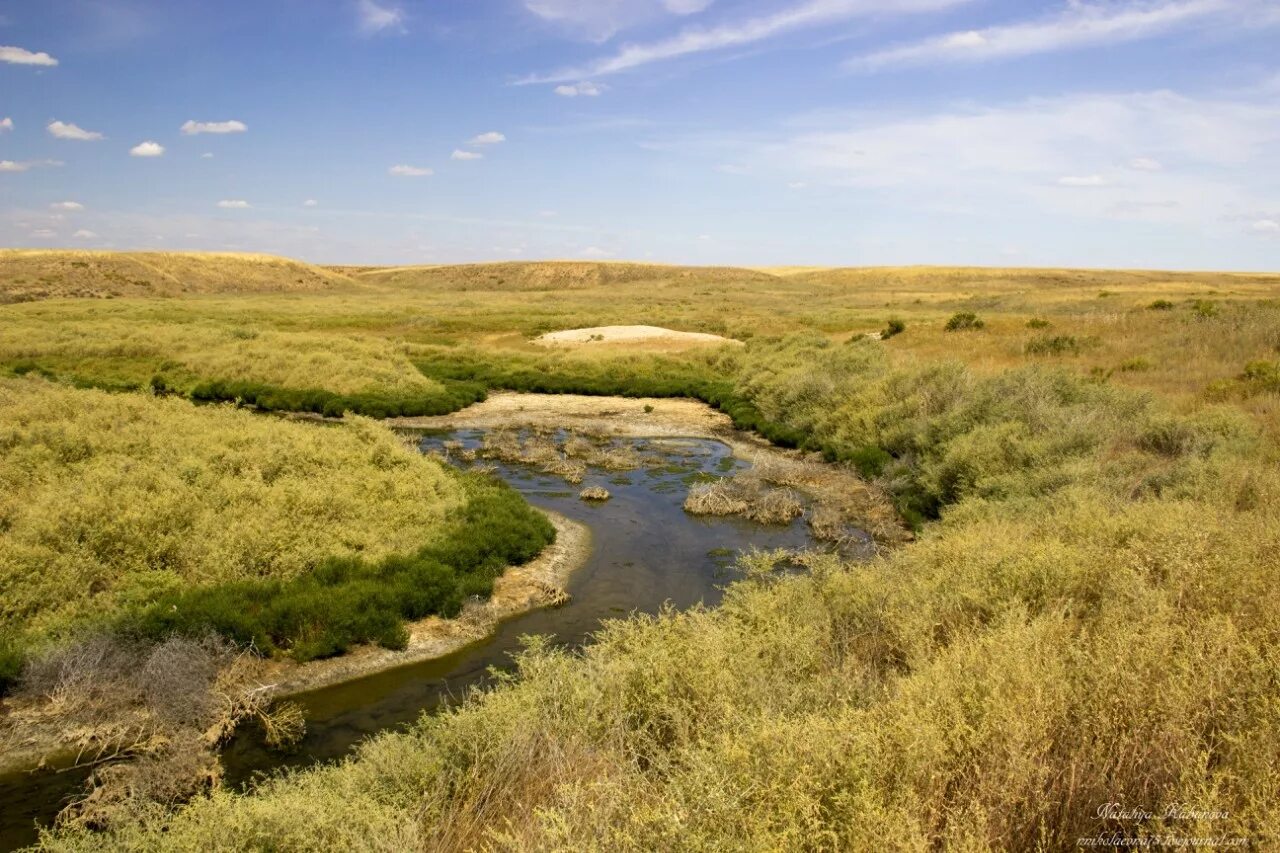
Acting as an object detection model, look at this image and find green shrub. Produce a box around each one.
[1241,360,1280,392]
[1148,299,1175,310]
[1026,318,1052,329]
[881,318,906,339]
[1024,335,1085,356]
[0,633,24,695]
[1192,299,1219,319]
[945,311,985,331]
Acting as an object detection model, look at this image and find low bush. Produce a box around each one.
[1024,334,1087,356]
[1026,318,1052,329]
[945,311,985,331]
[1192,299,1219,319]
[1149,299,1175,310]
[881,317,906,339]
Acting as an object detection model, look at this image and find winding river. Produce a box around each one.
[0,429,857,850]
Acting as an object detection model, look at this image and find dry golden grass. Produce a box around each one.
[351,260,780,292]
[0,250,355,302]
[0,377,464,637]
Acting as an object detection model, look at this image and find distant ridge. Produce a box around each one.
[348,260,781,291]
[0,250,357,303]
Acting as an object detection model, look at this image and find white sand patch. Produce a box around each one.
[534,325,740,347]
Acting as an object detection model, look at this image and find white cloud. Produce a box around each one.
[470,131,506,145]
[51,201,84,211]
[452,149,483,161]
[201,152,215,159]
[48,120,105,141]
[29,228,57,238]
[709,86,1280,241]
[1251,219,1280,234]
[580,245,614,258]
[130,141,165,157]
[181,119,247,135]
[357,0,405,34]
[217,200,251,209]
[853,0,1254,71]
[524,0,713,42]
[0,159,62,173]
[73,229,99,239]
[0,45,58,66]
[554,81,606,97]
[303,199,319,207]
[1057,174,1110,187]
[0,117,12,133]
[1128,156,1164,171]
[389,164,433,176]
[520,0,969,83]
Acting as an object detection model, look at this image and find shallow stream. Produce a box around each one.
[0,429,851,849]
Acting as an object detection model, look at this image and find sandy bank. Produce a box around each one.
[533,325,742,350]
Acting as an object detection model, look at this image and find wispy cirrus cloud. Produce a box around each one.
[357,0,405,34]
[0,158,63,173]
[181,119,247,135]
[850,0,1262,71]
[524,0,715,43]
[0,45,58,66]
[519,0,972,84]
[217,200,251,209]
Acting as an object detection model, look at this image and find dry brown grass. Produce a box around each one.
[351,260,779,292]
[0,250,356,302]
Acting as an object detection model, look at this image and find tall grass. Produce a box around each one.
[0,377,467,650]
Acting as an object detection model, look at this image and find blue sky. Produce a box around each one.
[1,0,1278,269]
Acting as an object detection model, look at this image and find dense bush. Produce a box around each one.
[122,473,554,662]
[945,311,985,331]
[1149,299,1175,310]
[881,317,906,339]
[183,377,487,418]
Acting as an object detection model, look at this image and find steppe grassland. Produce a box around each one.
[5,254,1280,847]
[0,376,464,639]
[37,285,1280,850]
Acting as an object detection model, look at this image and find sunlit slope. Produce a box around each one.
[353,260,781,291]
[0,376,466,637]
[0,250,357,302]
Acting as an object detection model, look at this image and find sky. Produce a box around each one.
[1,0,1278,269]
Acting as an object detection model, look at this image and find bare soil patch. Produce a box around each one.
[533,325,742,350]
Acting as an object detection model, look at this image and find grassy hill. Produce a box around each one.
[0,250,357,303]
[353,260,781,292]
